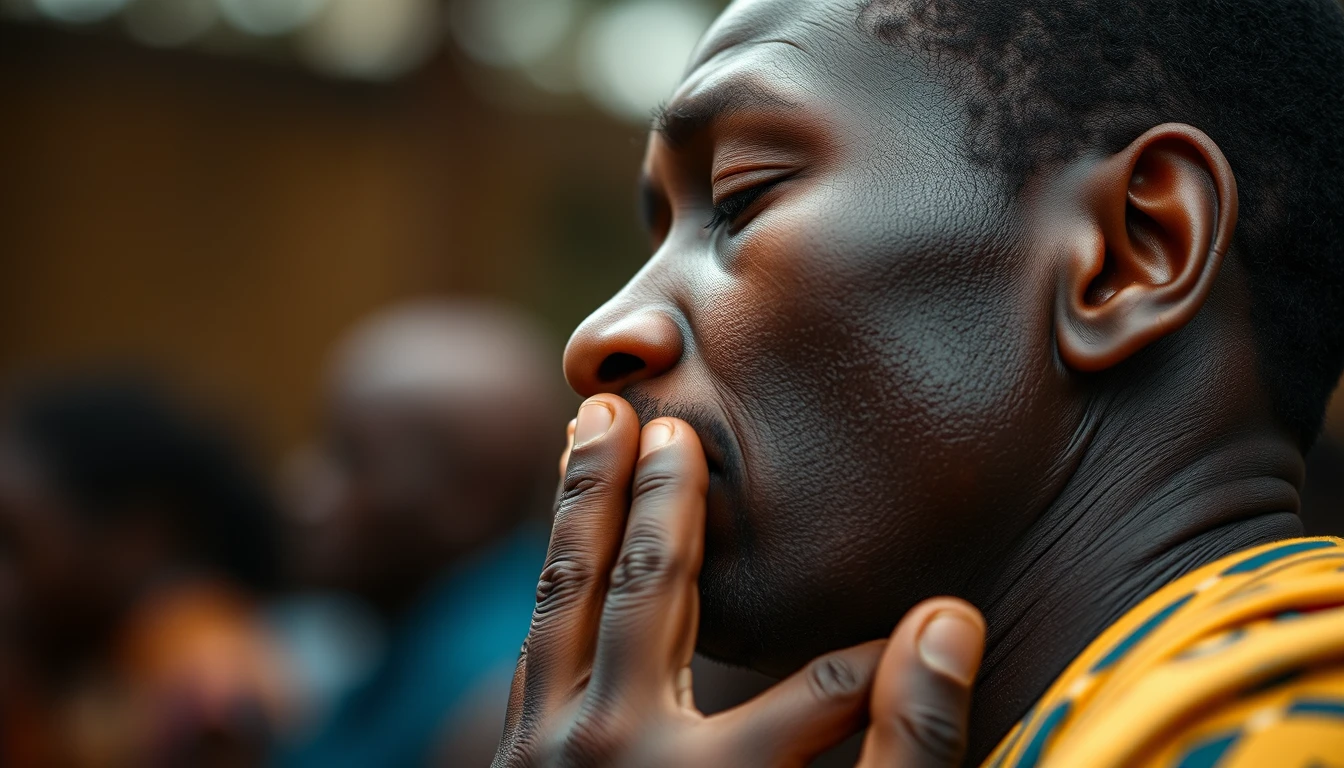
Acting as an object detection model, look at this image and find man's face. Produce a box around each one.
[291,398,458,596]
[564,0,1081,674]
[292,393,518,605]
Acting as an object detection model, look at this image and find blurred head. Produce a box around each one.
[292,300,564,612]
[0,377,281,665]
[562,0,1344,673]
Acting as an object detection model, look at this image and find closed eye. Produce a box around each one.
[704,181,780,231]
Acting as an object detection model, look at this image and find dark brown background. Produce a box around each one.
[0,19,647,455]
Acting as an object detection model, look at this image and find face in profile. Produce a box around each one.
[564,0,1084,674]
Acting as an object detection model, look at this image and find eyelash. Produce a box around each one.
[704,182,777,231]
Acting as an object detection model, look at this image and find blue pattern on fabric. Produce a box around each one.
[1013,702,1071,768]
[1173,731,1242,768]
[1176,628,1247,661]
[988,715,1030,768]
[1286,698,1344,720]
[1090,593,1194,673]
[1220,540,1336,575]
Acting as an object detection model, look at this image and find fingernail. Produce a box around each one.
[917,611,983,686]
[574,402,613,447]
[639,421,674,458]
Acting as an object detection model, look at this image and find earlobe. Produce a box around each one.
[1055,124,1238,373]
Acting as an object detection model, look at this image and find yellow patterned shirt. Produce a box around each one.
[984,537,1344,767]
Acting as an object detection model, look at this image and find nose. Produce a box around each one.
[563,306,684,397]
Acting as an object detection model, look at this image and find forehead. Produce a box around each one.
[674,0,874,108]
[687,0,857,71]
[645,0,966,164]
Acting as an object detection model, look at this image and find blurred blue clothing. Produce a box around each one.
[280,525,547,768]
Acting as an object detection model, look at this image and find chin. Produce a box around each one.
[694,542,817,679]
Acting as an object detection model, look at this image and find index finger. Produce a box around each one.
[586,417,709,708]
[513,396,642,721]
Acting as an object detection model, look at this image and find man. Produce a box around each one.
[493,0,1344,766]
[283,300,563,767]
[0,377,289,766]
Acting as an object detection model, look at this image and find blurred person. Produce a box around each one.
[488,1,1344,767]
[280,300,562,768]
[0,376,290,767]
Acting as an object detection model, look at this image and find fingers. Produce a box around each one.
[857,598,985,768]
[519,396,643,718]
[587,418,709,708]
[712,641,887,767]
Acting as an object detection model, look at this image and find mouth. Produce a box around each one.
[678,421,742,553]
[622,389,740,541]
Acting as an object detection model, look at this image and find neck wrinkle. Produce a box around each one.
[964,409,1303,764]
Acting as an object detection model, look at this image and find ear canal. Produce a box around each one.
[1056,124,1237,373]
[1085,170,1185,307]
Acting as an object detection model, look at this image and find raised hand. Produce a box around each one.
[494,394,985,767]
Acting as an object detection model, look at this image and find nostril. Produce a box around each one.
[597,352,646,383]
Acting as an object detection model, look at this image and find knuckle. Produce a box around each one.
[630,467,681,501]
[532,557,593,617]
[608,528,680,597]
[896,704,967,765]
[558,471,608,508]
[806,654,866,701]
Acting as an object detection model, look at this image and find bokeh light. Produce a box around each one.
[217,0,324,37]
[578,0,713,123]
[449,0,576,69]
[122,0,217,48]
[298,0,440,81]
[6,0,730,123]
[35,0,127,24]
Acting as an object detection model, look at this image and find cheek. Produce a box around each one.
[695,170,1070,579]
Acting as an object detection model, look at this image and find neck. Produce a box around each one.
[965,373,1305,762]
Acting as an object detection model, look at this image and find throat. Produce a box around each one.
[963,429,1304,764]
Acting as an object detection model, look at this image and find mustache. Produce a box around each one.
[623,389,741,484]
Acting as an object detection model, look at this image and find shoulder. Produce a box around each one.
[986,538,1344,768]
[1146,666,1344,767]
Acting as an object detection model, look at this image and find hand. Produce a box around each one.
[494,394,986,767]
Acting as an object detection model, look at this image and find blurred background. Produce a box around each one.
[0,1,1341,765]
[0,0,725,454]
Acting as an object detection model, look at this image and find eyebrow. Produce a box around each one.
[651,81,800,149]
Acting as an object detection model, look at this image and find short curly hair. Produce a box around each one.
[860,0,1344,447]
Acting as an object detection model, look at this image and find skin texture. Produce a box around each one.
[507,0,1306,762]
[494,399,988,767]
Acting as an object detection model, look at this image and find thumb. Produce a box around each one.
[710,640,887,767]
[856,597,985,768]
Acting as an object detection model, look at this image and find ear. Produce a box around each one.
[1055,123,1238,372]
